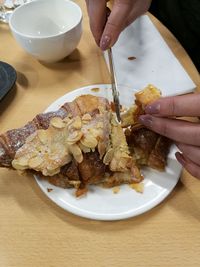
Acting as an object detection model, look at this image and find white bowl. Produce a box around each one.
[9,0,82,62]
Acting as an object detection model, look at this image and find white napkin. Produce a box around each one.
[104,15,196,97]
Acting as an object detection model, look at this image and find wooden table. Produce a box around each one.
[0,1,200,266]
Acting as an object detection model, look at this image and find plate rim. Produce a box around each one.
[35,177,180,221]
[34,83,181,221]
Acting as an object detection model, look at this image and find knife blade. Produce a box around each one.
[107,47,121,122]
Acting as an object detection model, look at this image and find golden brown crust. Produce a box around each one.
[101,171,143,188]
[126,127,171,171]
[0,88,171,196]
[121,105,142,128]
[135,84,161,107]
[148,136,171,171]
[128,128,159,165]
[48,160,80,188]
[0,95,109,168]
[78,151,106,184]
[62,102,81,117]
[121,85,161,128]
[0,122,39,167]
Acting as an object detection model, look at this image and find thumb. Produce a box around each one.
[100,0,132,50]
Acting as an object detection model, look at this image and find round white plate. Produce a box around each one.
[35,84,181,221]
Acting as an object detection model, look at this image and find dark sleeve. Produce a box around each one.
[150,0,200,72]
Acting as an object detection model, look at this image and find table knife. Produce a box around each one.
[107,47,121,122]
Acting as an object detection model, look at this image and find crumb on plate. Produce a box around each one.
[47,188,53,192]
[75,187,88,198]
[129,183,144,193]
[91,87,100,92]
[128,56,136,60]
[113,186,120,194]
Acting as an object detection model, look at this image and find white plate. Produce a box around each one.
[35,84,182,221]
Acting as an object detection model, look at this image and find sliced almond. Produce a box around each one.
[69,144,83,163]
[67,131,83,144]
[63,154,72,165]
[69,144,82,156]
[44,167,60,176]
[63,117,71,123]
[89,128,102,138]
[17,157,29,167]
[110,158,118,171]
[80,135,97,148]
[50,117,66,129]
[82,113,92,121]
[96,122,103,128]
[74,153,83,163]
[71,116,82,129]
[103,148,114,165]
[98,141,106,159]
[78,142,91,153]
[65,119,74,128]
[28,156,43,169]
[37,129,48,144]
[12,159,28,170]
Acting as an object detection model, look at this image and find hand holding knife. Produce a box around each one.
[105,7,121,122]
[107,47,121,122]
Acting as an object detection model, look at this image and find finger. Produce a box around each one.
[85,0,89,7]
[86,0,107,45]
[123,0,151,30]
[139,115,200,146]
[145,93,200,117]
[175,152,200,179]
[121,8,139,31]
[176,143,200,166]
[100,0,133,50]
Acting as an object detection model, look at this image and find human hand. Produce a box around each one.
[85,0,152,50]
[139,93,200,179]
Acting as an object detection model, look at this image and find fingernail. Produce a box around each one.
[145,103,160,114]
[175,152,186,166]
[139,115,153,128]
[100,35,111,51]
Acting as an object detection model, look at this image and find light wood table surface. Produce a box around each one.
[0,1,200,267]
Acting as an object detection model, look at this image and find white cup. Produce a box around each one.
[9,0,82,62]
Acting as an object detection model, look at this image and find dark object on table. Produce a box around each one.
[150,0,200,72]
[0,61,17,101]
